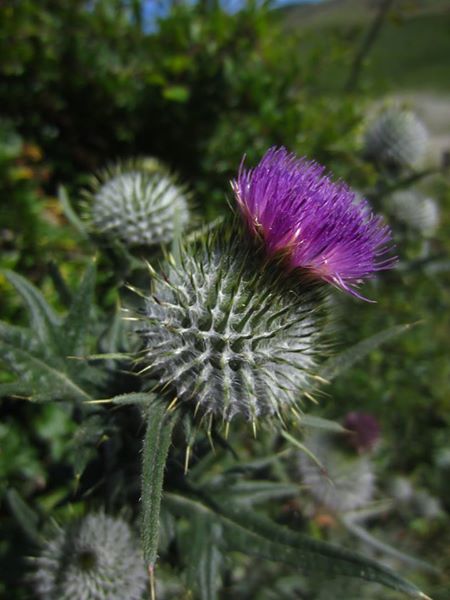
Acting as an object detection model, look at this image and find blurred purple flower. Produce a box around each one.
[231,147,395,300]
[343,411,381,453]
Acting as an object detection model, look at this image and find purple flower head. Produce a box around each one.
[231,147,395,300]
[343,411,381,453]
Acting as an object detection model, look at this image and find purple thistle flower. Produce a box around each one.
[231,147,395,300]
[343,411,381,453]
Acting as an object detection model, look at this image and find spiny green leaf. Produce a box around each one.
[86,392,155,406]
[342,517,439,575]
[67,415,106,479]
[141,403,176,567]
[165,493,429,599]
[0,266,106,403]
[220,480,300,505]
[319,323,417,382]
[0,323,92,402]
[6,488,42,545]
[63,260,97,355]
[58,185,89,238]
[3,270,60,344]
[180,513,223,600]
[300,415,347,433]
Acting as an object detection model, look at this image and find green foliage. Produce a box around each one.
[0,264,104,402]
[0,1,362,215]
[165,492,425,599]
[0,2,448,600]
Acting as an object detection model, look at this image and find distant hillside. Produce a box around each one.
[279,0,450,92]
[281,0,450,29]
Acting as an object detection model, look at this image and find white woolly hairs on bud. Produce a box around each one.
[134,230,329,426]
[32,512,147,600]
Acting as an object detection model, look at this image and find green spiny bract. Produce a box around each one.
[388,190,440,237]
[86,158,189,247]
[363,108,429,171]
[135,230,328,426]
[297,431,375,514]
[32,512,147,600]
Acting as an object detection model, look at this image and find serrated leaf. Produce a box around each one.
[180,513,223,600]
[63,261,97,355]
[3,270,61,344]
[67,415,106,479]
[319,323,416,382]
[342,517,438,575]
[58,185,89,238]
[165,493,429,599]
[87,392,155,406]
[0,321,92,402]
[300,415,347,433]
[223,480,299,505]
[0,267,105,403]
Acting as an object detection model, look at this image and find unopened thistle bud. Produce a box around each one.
[32,512,147,600]
[86,158,189,247]
[136,231,327,425]
[297,430,376,514]
[388,191,440,237]
[363,108,429,171]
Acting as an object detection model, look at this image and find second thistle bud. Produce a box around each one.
[297,429,376,514]
[363,108,429,171]
[388,191,440,237]
[32,512,147,600]
[86,158,190,248]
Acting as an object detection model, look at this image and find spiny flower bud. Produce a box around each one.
[363,108,429,171]
[388,190,440,237]
[32,512,147,600]
[297,430,375,514]
[232,147,395,300]
[135,230,328,426]
[86,158,189,247]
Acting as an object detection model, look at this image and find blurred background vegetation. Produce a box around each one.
[0,0,449,598]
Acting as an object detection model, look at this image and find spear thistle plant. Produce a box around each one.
[135,147,395,425]
[134,146,400,579]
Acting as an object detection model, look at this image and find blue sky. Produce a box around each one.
[143,1,323,27]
